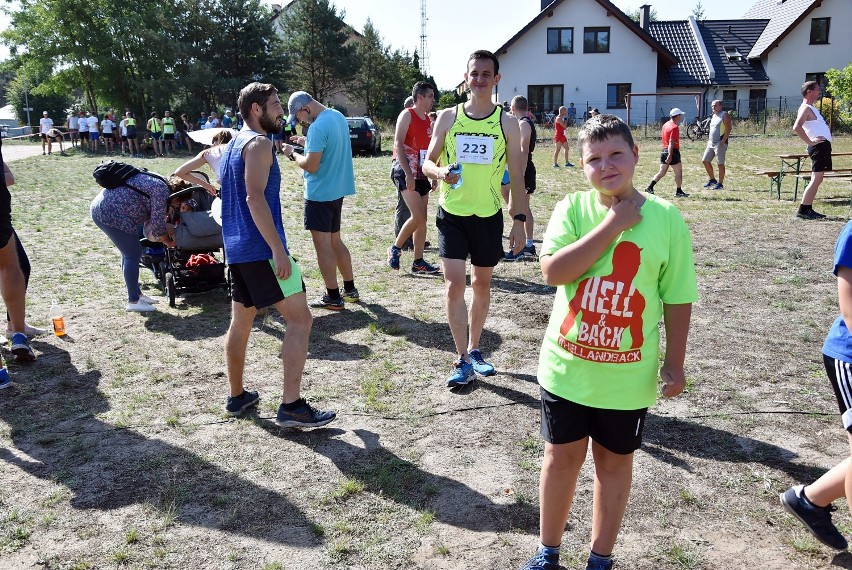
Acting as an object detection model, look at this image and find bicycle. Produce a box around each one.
[686,116,712,141]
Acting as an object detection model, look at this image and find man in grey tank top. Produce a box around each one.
[701,100,732,191]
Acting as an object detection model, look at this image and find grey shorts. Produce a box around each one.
[702,142,728,165]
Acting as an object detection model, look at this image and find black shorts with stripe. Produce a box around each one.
[823,353,852,432]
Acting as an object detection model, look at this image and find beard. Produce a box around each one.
[259,110,282,135]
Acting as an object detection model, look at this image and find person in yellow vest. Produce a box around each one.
[701,99,732,190]
[161,110,177,156]
[422,49,526,388]
[125,112,140,158]
[147,112,163,157]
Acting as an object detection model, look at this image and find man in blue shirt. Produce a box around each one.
[219,81,336,428]
[283,91,359,310]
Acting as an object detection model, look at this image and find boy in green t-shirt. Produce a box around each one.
[519,115,697,570]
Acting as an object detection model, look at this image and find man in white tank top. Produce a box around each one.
[793,81,833,220]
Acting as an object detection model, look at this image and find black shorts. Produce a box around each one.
[164,133,174,141]
[660,149,681,165]
[391,168,431,196]
[126,128,137,139]
[525,164,537,194]
[80,131,89,141]
[230,259,306,309]
[540,387,647,455]
[809,140,833,172]
[0,140,12,248]
[304,197,344,233]
[823,354,852,432]
[40,134,48,142]
[121,135,128,141]
[436,206,503,267]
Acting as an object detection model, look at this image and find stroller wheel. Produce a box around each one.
[165,272,176,307]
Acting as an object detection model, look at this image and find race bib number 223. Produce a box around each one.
[455,134,494,164]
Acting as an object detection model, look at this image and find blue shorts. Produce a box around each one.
[151,132,162,140]
[89,131,99,141]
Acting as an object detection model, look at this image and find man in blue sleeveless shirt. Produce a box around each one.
[220,82,336,428]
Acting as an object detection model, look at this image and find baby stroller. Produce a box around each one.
[141,172,229,307]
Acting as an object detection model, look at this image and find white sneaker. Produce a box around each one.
[126,301,156,312]
[138,294,160,304]
[6,323,47,338]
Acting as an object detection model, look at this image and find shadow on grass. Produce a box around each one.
[643,414,827,483]
[0,343,319,546]
[261,426,538,532]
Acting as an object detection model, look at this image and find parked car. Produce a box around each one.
[346,116,381,155]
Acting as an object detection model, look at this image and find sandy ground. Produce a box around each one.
[1,143,54,162]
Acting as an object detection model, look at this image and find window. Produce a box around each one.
[528,85,564,120]
[806,72,829,93]
[547,27,573,54]
[724,46,743,62]
[583,27,610,53]
[810,18,830,44]
[722,90,737,112]
[606,83,631,109]
[749,89,767,117]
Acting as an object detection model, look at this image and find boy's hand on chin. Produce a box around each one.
[607,195,642,232]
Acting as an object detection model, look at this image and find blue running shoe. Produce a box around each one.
[565,162,574,167]
[703,179,717,188]
[468,349,496,376]
[10,332,35,362]
[411,259,441,274]
[446,359,474,387]
[387,245,401,270]
[504,249,519,262]
[519,548,559,570]
[585,554,613,570]
[712,182,724,190]
[780,484,848,550]
[225,390,259,416]
[0,368,10,389]
[517,245,538,261]
[275,399,336,428]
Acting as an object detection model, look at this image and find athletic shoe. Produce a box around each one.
[565,162,574,167]
[411,259,440,274]
[712,182,724,190]
[796,209,826,220]
[468,349,496,376]
[10,332,35,362]
[0,368,10,389]
[308,295,345,311]
[517,245,538,260]
[780,485,848,550]
[225,389,260,416]
[275,399,336,428]
[675,189,690,198]
[446,359,475,388]
[552,163,559,168]
[519,549,559,570]
[585,555,614,570]
[138,294,160,304]
[6,323,47,338]
[126,301,156,312]
[645,186,655,195]
[387,245,401,270]
[703,179,717,188]
[504,249,519,262]
[342,288,360,303]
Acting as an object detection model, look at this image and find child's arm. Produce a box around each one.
[541,195,642,285]
[837,266,852,331]
[660,303,692,398]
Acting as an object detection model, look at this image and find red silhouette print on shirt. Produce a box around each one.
[558,241,645,363]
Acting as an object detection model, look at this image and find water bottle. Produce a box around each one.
[50,300,66,337]
[448,163,463,189]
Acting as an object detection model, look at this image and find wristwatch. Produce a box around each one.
[513,214,527,222]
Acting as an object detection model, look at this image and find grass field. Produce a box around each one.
[2,131,852,569]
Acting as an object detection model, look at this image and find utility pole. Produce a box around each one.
[419,0,430,77]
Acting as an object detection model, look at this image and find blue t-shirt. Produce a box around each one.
[222,116,233,128]
[823,221,852,362]
[220,128,288,263]
[303,108,356,202]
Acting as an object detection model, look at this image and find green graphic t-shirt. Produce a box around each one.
[537,190,698,410]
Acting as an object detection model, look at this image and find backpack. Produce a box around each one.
[92,160,163,198]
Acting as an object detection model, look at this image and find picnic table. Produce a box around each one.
[759,151,852,200]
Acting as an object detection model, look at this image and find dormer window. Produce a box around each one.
[724,46,743,62]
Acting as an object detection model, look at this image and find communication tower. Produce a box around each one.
[419,0,430,76]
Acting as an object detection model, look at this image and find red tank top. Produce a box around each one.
[395,108,432,179]
[554,118,565,139]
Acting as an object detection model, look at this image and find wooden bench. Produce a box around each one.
[754,170,782,198]
[794,170,852,205]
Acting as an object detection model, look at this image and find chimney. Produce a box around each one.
[640,4,651,30]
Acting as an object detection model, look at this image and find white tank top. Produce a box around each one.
[802,104,832,142]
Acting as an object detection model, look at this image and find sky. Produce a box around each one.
[0,0,752,91]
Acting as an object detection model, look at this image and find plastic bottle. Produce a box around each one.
[448,163,463,189]
[50,300,66,337]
